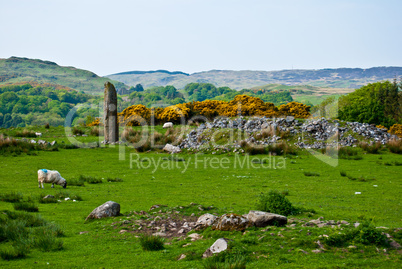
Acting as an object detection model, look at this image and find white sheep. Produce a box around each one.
[37,169,67,189]
[163,122,173,128]
[35,132,42,137]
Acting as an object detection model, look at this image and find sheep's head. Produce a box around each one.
[62,181,67,189]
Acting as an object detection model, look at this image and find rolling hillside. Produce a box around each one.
[107,67,402,90]
[0,57,127,94]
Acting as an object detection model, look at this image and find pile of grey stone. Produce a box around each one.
[178,116,396,150]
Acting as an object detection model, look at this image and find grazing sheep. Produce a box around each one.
[163,122,173,128]
[35,132,42,137]
[37,169,67,189]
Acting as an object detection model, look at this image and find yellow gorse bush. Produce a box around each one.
[88,95,311,126]
[376,124,387,130]
[389,124,402,137]
[87,118,102,126]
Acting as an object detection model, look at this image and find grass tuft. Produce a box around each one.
[78,175,102,184]
[0,192,23,203]
[15,129,36,138]
[107,177,123,182]
[13,202,39,212]
[386,138,402,154]
[139,235,164,251]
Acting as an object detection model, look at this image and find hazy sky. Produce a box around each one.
[0,0,401,76]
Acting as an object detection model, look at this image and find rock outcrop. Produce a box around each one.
[212,214,250,231]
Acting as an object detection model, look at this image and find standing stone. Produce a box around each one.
[104,82,118,143]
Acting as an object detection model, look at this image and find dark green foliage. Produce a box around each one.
[184,83,232,102]
[0,210,64,259]
[355,222,388,246]
[107,177,123,182]
[139,235,164,251]
[3,211,45,227]
[303,171,320,177]
[339,147,362,160]
[68,178,85,187]
[0,83,91,127]
[128,85,185,107]
[79,175,102,184]
[0,246,29,260]
[32,227,63,252]
[338,80,401,127]
[257,190,297,216]
[203,244,248,269]
[0,192,23,203]
[340,171,347,177]
[323,222,388,248]
[212,88,294,106]
[13,202,39,212]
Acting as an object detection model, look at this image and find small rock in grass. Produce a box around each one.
[152,232,167,237]
[299,249,309,254]
[390,241,401,249]
[188,233,202,241]
[202,238,228,258]
[311,249,323,253]
[178,254,186,260]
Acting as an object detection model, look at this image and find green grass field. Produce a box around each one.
[0,127,401,268]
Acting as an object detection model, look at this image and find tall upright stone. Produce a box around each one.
[104,82,118,143]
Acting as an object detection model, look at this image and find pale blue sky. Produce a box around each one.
[0,0,401,76]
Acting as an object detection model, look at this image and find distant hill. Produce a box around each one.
[0,57,127,94]
[107,67,402,90]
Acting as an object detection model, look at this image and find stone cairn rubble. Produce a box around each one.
[103,82,119,144]
[179,116,396,151]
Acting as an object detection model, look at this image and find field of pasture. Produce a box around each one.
[0,126,401,268]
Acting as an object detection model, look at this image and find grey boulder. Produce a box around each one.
[247,210,287,227]
[196,213,217,228]
[212,214,250,231]
[85,201,120,221]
